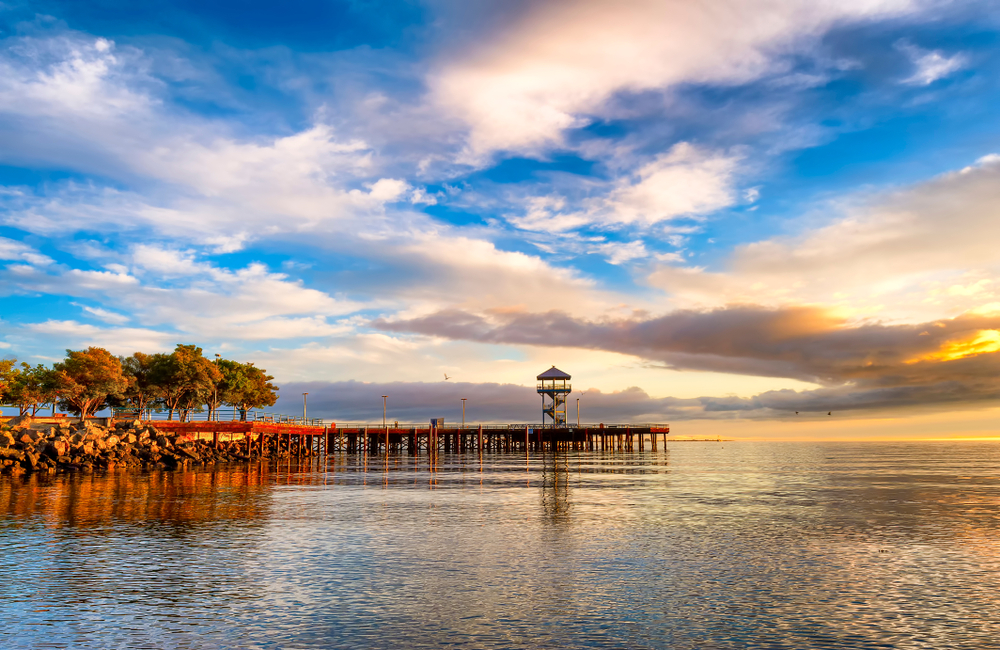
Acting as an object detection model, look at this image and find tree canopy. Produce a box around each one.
[6,363,59,416]
[2,345,279,422]
[52,347,130,419]
[149,345,223,421]
[217,359,279,419]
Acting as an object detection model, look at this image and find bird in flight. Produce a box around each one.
[828,411,832,415]
[444,373,451,380]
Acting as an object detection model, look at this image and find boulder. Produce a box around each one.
[21,451,38,470]
[71,442,95,457]
[0,448,24,462]
[6,413,33,428]
[44,441,70,459]
[105,435,120,448]
[0,432,14,448]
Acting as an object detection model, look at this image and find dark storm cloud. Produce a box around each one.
[371,306,1000,416]
[276,376,1000,424]
[278,380,541,424]
[277,379,716,424]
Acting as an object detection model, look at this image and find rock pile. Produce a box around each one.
[0,416,317,475]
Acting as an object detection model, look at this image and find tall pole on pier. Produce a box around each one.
[461,398,467,428]
[577,398,580,427]
[303,392,308,422]
[382,395,387,428]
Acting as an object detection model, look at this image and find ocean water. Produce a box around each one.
[1,442,999,649]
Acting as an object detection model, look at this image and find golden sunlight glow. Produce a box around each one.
[907,329,1000,363]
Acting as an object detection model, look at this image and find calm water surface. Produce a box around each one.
[2,442,999,649]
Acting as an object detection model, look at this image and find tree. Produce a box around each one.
[219,360,278,420]
[52,347,129,420]
[0,358,16,405]
[149,344,222,421]
[6,363,59,416]
[116,352,165,417]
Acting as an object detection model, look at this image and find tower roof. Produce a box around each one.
[537,366,571,380]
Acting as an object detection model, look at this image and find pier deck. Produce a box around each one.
[128,420,670,456]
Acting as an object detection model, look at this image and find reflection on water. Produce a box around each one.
[2,443,1000,649]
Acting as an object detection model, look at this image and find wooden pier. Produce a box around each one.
[132,420,670,457]
[325,424,671,454]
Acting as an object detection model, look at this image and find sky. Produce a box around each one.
[1,0,999,438]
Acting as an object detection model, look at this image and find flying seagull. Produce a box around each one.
[444,373,451,380]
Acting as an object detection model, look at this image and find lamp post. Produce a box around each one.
[213,353,221,421]
[461,398,467,428]
[577,398,580,427]
[382,395,388,428]
[303,392,308,422]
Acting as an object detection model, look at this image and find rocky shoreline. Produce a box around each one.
[0,415,317,475]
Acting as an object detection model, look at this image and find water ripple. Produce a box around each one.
[2,442,999,648]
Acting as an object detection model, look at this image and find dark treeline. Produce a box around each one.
[0,344,277,421]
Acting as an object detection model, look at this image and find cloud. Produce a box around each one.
[26,320,175,355]
[430,0,919,159]
[276,380,540,423]
[897,40,965,85]
[73,304,131,325]
[375,304,1000,414]
[1,250,362,341]
[0,237,53,266]
[591,240,649,265]
[647,154,1000,320]
[0,31,622,320]
[604,143,740,225]
[507,143,740,233]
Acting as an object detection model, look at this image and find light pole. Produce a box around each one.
[213,353,221,421]
[382,395,388,428]
[303,392,308,422]
[461,398,467,428]
[577,398,580,427]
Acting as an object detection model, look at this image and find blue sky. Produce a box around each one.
[2,0,1000,436]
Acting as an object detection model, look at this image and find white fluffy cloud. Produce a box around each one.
[0,237,53,266]
[507,143,740,235]
[649,154,1000,321]
[430,0,919,159]
[604,144,740,225]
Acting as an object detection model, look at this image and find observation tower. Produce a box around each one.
[537,366,571,427]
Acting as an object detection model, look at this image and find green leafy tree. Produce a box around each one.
[0,357,16,405]
[52,347,129,420]
[7,363,59,416]
[116,352,166,417]
[219,360,278,420]
[149,344,222,421]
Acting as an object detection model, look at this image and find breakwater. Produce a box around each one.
[0,416,321,475]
